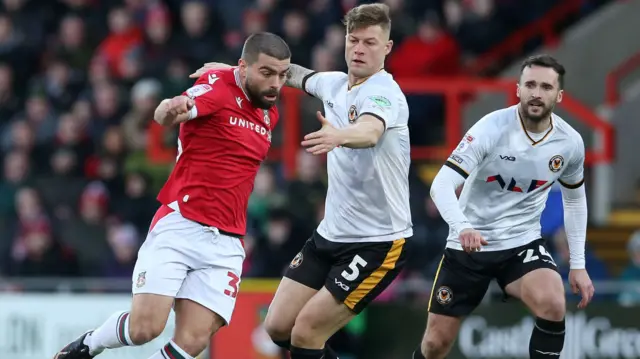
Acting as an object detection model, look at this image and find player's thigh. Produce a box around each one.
[264,277,319,339]
[501,240,565,318]
[420,312,463,355]
[175,234,245,327]
[292,286,356,345]
[173,298,226,356]
[427,249,492,318]
[268,234,330,337]
[129,209,196,341]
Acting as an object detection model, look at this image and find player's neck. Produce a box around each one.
[348,68,384,89]
[518,105,551,133]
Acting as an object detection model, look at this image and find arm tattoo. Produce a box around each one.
[286,64,315,89]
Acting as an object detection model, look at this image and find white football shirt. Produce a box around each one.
[303,70,413,243]
[444,105,585,251]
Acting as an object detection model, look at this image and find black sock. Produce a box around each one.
[290,345,324,359]
[273,339,291,350]
[324,344,339,359]
[412,345,426,359]
[529,317,565,358]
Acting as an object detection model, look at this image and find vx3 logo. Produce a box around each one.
[499,155,516,161]
[486,174,549,193]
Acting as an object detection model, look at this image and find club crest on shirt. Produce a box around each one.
[436,286,453,305]
[548,155,564,172]
[136,271,146,288]
[263,110,271,127]
[348,105,358,123]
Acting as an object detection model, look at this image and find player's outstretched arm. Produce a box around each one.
[153,96,194,126]
[285,64,314,89]
[337,115,384,148]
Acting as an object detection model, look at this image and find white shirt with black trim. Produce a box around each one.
[302,70,413,243]
[437,105,585,251]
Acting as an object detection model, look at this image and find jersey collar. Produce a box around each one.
[516,106,554,146]
[234,68,251,101]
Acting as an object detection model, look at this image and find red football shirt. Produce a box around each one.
[156,68,279,236]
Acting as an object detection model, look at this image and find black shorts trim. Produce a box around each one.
[284,231,409,314]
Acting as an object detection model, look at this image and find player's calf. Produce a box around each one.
[84,293,173,356]
[505,268,566,358]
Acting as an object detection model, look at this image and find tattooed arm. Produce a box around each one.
[286,64,315,89]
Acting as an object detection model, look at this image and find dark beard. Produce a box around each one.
[245,79,278,109]
[521,101,553,122]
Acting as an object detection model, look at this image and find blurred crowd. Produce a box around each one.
[1,0,635,306]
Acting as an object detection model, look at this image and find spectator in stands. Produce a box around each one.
[388,12,460,77]
[102,222,140,278]
[2,187,79,277]
[618,231,640,306]
[0,150,30,216]
[0,63,20,121]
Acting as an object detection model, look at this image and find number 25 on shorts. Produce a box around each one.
[518,245,556,265]
[341,255,368,281]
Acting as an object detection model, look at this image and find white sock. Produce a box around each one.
[83,311,133,355]
[148,340,194,359]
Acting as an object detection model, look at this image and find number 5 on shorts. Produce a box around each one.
[341,255,368,281]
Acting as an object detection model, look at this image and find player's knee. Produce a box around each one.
[525,284,566,321]
[128,316,165,345]
[264,314,292,341]
[173,329,211,357]
[421,333,454,356]
[290,319,322,348]
[533,293,566,321]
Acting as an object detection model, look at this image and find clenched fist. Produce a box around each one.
[459,228,488,253]
[166,96,195,117]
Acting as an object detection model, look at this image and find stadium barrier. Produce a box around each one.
[0,279,637,359]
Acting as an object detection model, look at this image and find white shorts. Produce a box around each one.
[132,205,245,324]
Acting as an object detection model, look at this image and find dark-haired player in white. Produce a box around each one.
[413,55,595,359]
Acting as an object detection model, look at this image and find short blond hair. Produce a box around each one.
[342,3,391,35]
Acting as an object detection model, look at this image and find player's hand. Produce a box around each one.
[301,111,342,155]
[459,228,488,253]
[166,96,195,117]
[189,62,234,78]
[569,268,594,309]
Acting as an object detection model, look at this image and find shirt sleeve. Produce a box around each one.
[558,136,586,189]
[182,71,226,120]
[303,71,345,100]
[356,85,399,129]
[444,116,497,179]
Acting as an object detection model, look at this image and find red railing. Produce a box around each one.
[466,0,583,74]
[605,51,640,106]
[278,78,614,179]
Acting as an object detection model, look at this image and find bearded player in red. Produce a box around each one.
[53,33,291,359]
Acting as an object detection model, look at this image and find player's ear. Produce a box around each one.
[556,89,563,103]
[516,83,521,99]
[238,58,248,77]
[385,40,393,56]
